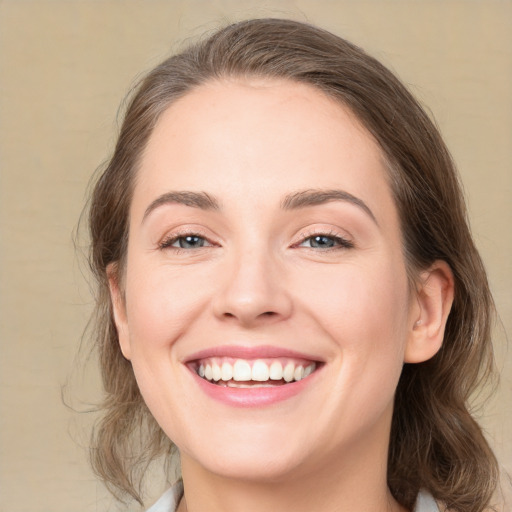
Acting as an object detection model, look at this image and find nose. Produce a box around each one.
[212,248,293,327]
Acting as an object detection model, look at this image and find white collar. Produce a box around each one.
[415,490,440,511]
[146,480,183,512]
[146,483,439,512]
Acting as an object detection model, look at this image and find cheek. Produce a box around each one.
[123,259,212,354]
[301,258,409,339]
[296,257,411,403]
[121,261,207,433]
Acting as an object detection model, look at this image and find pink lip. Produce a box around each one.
[184,345,323,363]
[190,368,321,408]
[183,345,323,408]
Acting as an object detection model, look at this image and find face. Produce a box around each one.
[111,79,421,482]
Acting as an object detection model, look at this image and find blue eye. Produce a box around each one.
[160,234,211,250]
[300,234,353,250]
[177,235,207,248]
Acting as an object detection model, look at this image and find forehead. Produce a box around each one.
[134,78,395,223]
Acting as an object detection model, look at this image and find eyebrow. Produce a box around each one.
[142,191,220,222]
[142,188,377,225]
[281,189,378,225]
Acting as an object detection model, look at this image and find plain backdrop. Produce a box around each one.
[0,1,510,511]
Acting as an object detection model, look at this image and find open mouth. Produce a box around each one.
[190,357,318,388]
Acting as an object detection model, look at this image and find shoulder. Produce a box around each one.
[146,481,184,512]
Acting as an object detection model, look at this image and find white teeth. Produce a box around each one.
[283,362,295,382]
[197,359,317,384]
[252,360,270,381]
[221,362,233,381]
[212,362,222,381]
[269,361,283,380]
[227,381,277,388]
[294,366,305,381]
[233,360,252,381]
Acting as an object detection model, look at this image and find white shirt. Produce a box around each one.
[146,481,440,512]
[146,481,183,512]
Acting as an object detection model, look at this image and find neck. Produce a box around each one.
[177,425,407,512]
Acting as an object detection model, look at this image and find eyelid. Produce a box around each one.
[156,225,354,252]
[159,234,211,250]
[291,227,355,250]
[157,226,219,250]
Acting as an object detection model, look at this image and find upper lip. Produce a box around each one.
[183,345,324,364]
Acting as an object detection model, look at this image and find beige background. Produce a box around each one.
[0,1,510,511]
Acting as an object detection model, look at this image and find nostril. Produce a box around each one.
[221,310,278,322]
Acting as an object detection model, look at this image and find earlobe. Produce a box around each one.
[107,263,131,361]
[404,260,454,363]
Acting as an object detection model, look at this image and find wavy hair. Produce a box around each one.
[86,18,498,510]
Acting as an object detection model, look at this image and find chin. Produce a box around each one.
[181,431,309,483]
[197,455,304,483]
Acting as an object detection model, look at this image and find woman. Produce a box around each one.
[86,19,499,512]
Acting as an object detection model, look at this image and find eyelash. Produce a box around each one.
[158,229,354,253]
[294,230,354,251]
[158,230,214,251]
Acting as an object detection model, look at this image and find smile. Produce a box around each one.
[195,357,317,387]
[185,346,323,407]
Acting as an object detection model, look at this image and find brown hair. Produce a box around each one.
[87,18,498,510]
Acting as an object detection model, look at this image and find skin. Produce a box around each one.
[110,78,454,512]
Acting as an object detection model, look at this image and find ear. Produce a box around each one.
[404,260,454,363]
[107,263,131,361]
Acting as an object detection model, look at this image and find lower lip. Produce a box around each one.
[189,368,320,408]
